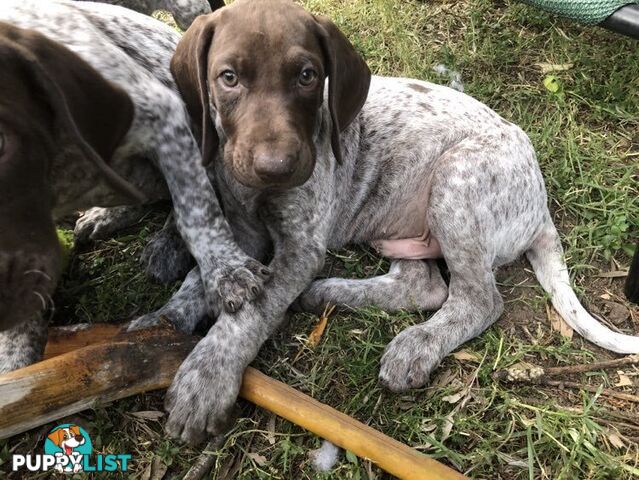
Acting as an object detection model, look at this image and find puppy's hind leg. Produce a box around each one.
[0,315,48,374]
[127,267,209,334]
[295,260,448,314]
[142,213,194,284]
[379,245,502,391]
[378,144,511,392]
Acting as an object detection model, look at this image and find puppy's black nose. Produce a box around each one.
[74,434,84,442]
[253,153,296,183]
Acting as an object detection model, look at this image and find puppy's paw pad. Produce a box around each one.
[206,259,271,313]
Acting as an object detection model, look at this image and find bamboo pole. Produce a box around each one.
[0,325,467,480]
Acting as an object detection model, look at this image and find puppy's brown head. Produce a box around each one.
[171,0,371,189]
[0,23,138,331]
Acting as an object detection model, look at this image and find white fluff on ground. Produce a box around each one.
[309,440,341,472]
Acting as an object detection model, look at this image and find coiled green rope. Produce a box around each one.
[520,0,638,24]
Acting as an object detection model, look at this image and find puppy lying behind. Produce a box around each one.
[142,0,637,444]
[76,0,225,30]
[0,0,266,373]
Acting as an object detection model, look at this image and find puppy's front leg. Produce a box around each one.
[0,315,47,373]
[149,101,269,315]
[164,195,330,444]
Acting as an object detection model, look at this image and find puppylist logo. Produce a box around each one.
[12,423,132,474]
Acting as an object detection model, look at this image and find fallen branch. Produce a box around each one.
[182,438,224,480]
[0,324,467,480]
[493,355,639,382]
[537,379,639,404]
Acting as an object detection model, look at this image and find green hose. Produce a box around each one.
[520,0,639,24]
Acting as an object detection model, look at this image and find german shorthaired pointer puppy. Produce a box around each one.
[130,0,639,444]
[0,0,267,373]
[77,0,225,30]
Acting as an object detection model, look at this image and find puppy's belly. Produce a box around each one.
[371,236,442,260]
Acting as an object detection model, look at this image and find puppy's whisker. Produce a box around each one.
[45,292,56,319]
[32,291,48,310]
[24,269,52,282]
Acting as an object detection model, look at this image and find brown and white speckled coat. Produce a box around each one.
[130,0,639,444]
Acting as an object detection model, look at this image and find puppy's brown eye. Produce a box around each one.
[299,68,317,87]
[220,70,238,87]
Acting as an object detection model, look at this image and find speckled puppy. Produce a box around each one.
[76,0,224,30]
[0,0,267,373]
[134,0,639,444]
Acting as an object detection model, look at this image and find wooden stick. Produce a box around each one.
[493,355,639,382]
[0,325,467,480]
[542,355,639,376]
[182,439,223,480]
[241,368,465,479]
[537,379,639,404]
[0,328,198,439]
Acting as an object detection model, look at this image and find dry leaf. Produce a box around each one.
[141,457,167,480]
[597,270,628,278]
[266,415,276,445]
[130,410,164,420]
[440,413,455,442]
[441,392,463,404]
[607,431,626,449]
[615,371,633,387]
[452,350,481,363]
[307,304,334,348]
[420,422,437,433]
[546,303,573,339]
[600,293,612,300]
[247,452,268,466]
[535,62,573,74]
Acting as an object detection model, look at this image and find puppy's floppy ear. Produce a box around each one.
[69,425,82,437]
[314,15,371,164]
[1,25,144,202]
[47,428,65,447]
[171,14,219,166]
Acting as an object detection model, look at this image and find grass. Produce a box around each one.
[1,0,638,479]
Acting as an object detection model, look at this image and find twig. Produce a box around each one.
[560,405,639,426]
[182,437,224,480]
[538,379,639,404]
[493,355,639,382]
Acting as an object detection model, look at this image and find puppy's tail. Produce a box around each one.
[526,221,639,353]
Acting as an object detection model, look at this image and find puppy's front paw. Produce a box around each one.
[378,325,443,392]
[126,305,203,335]
[74,206,141,243]
[204,258,271,314]
[164,352,241,445]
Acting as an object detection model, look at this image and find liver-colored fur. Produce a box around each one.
[0,0,266,374]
